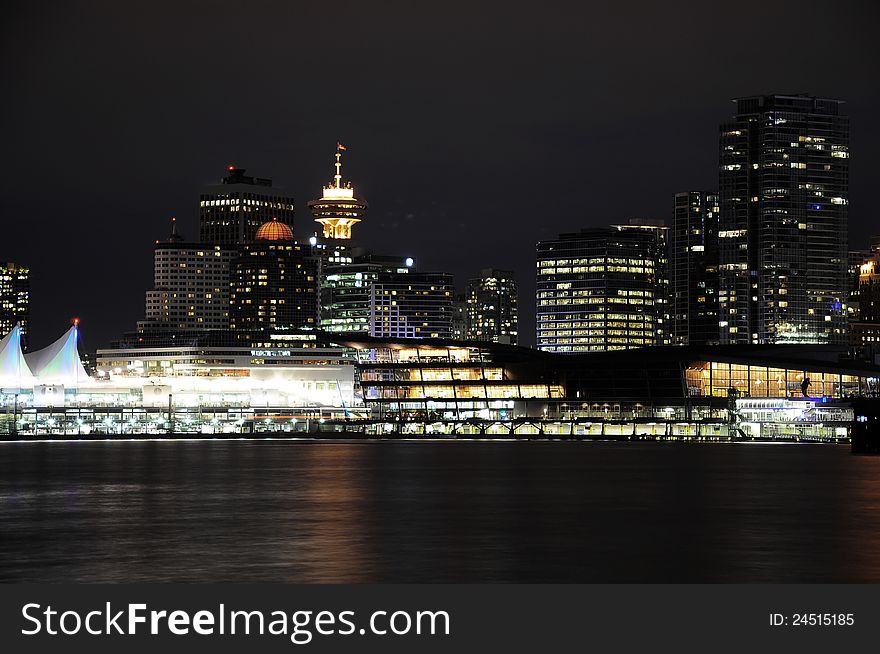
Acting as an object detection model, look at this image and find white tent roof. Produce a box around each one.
[24,325,92,386]
[0,324,35,388]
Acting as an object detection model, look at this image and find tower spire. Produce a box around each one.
[334,142,346,189]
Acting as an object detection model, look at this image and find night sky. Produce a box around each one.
[2,0,878,350]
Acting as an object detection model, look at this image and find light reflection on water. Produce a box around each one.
[1,440,879,582]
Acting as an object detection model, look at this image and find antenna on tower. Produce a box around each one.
[334,142,347,189]
[169,216,182,242]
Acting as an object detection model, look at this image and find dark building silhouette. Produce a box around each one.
[466,268,518,344]
[451,293,467,340]
[671,191,720,345]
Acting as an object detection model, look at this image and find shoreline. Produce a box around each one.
[0,432,849,445]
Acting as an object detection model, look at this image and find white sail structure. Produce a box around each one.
[0,324,35,389]
[24,325,92,386]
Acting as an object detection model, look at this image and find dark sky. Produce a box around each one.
[1,0,878,350]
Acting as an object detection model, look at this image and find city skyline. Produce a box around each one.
[2,1,878,350]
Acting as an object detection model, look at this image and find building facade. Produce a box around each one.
[718,94,849,344]
[370,272,454,339]
[847,246,873,323]
[850,244,880,349]
[536,225,661,352]
[0,261,30,350]
[229,220,320,331]
[320,255,413,333]
[199,167,295,244]
[615,219,670,345]
[671,191,720,345]
[140,219,237,331]
[466,268,518,344]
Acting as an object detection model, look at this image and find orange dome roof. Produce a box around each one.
[255,218,294,241]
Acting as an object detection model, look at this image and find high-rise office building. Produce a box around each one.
[321,255,414,333]
[369,272,454,338]
[466,269,518,344]
[229,219,320,331]
[671,192,720,345]
[718,94,849,344]
[199,166,295,244]
[0,261,30,350]
[140,218,237,331]
[536,226,660,352]
[614,219,670,345]
[308,144,368,241]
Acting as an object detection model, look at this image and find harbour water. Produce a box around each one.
[1,440,879,583]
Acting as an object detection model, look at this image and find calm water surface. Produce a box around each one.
[1,440,879,582]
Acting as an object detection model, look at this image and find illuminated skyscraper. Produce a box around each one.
[229,219,320,331]
[199,166,295,244]
[0,261,30,350]
[308,144,368,241]
[671,192,720,345]
[718,94,849,344]
[536,226,661,352]
[466,269,518,344]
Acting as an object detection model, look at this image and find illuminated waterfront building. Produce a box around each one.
[95,331,355,414]
[0,261,30,351]
[229,219,320,331]
[1,325,358,435]
[718,94,849,345]
[199,166,295,244]
[536,224,662,352]
[338,334,876,440]
[466,269,518,344]
[369,272,454,338]
[346,336,563,423]
[671,192,720,345]
[140,218,237,331]
[308,144,368,241]
[4,323,880,441]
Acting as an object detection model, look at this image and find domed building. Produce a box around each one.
[255,217,294,241]
[229,220,320,330]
